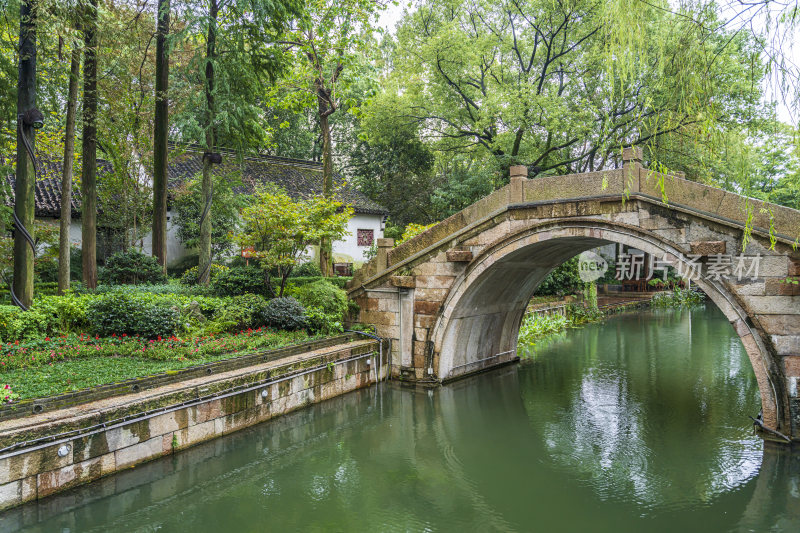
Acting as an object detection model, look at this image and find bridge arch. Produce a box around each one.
[432,219,782,429]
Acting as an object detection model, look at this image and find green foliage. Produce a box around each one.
[304,307,344,335]
[211,266,270,297]
[209,294,270,333]
[86,290,180,339]
[171,172,248,257]
[292,261,323,277]
[262,297,307,331]
[99,250,167,285]
[180,264,230,286]
[517,313,569,346]
[0,305,53,342]
[30,294,90,334]
[397,223,437,246]
[651,288,705,308]
[292,280,348,319]
[235,187,352,295]
[535,257,585,296]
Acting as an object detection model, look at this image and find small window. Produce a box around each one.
[357,229,374,247]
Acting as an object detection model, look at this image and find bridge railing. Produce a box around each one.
[349,155,800,290]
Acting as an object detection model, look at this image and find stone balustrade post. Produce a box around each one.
[509,164,528,203]
[622,146,643,193]
[376,238,394,272]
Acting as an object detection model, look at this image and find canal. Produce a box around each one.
[5,305,799,532]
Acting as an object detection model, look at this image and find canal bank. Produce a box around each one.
[0,335,388,511]
[5,306,797,532]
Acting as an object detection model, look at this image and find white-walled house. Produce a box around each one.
[6,147,387,270]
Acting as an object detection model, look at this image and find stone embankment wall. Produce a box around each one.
[0,338,387,511]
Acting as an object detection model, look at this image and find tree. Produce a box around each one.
[152,0,170,271]
[170,0,302,283]
[58,13,80,294]
[273,0,381,275]
[171,171,248,258]
[235,186,352,297]
[80,0,98,289]
[13,0,38,309]
[374,0,769,178]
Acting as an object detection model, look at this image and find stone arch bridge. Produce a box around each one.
[347,149,800,441]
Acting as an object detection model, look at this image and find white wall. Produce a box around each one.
[45,210,189,268]
[333,213,385,266]
[138,210,189,267]
[47,210,379,269]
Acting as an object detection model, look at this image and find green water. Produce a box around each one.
[5,305,800,532]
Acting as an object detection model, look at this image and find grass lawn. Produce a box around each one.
[1,328,315,401]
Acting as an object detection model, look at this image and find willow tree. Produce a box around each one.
[374,0,769,179]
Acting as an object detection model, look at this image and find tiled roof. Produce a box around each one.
[168,147,388,216]
[4,159,113,218]
[5,149,388,218]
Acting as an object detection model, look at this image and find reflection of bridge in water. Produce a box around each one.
[348,148,800,440]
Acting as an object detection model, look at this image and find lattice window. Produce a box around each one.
[357,229,374,247]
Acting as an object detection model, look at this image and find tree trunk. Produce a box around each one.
[58,42,80,295]
[152,0,170,272]
[81,0,98,289]
[318,96,333,277]
[13,0,37,309]
[199,0,217,285]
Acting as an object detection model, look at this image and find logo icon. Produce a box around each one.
[578,251,608,282]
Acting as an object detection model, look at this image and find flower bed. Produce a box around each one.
[1,327,313,400]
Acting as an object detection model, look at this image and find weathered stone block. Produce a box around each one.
[771,335,800,356]
[390,276,416,288]
[765,278,800,296]
[115,436,164,470]
[745,296,800,315]
[415,315,436,329]
[756,315,800,335]
[790,260,800,277]
[414,301,441,315]
[0,479,21,511]
[446,250,473,262]
[690,240,726,255]
[192,398,223,424]
[784,355,800,377]
[37,452,115,499]
[149,410,189,437]
[414,275,455,289]
[0,443,72,485]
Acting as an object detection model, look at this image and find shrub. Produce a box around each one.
[180,264,230,286]
[31,294,90,333]
[0,305,54,341]
[86,290,180,338]
[99,249,167,285]
[304,307,343,335]
[211,293,270,332]
[262,297,307,331]
[291,261,322,277]
[292,280,348,319]
[535,256,584,296]
[211,266,270,297]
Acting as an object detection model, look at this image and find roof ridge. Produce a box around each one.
[168,141,324,171]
